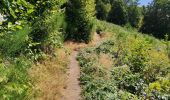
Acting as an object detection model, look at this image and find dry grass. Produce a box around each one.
[99,53,113,70]
[64,32,107,52]
[64,41,87,51]
[29,48,69,100]
[28,32,108,100]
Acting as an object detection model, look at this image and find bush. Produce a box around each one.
[77,21,170,99]
[0,57,33,99]
[0,26,31,57]
[127,41,149,73]
[107,0,128,25]
[0,0,68,99]
[66,0,96,42]
[96,0,111,20]
[78,48,119,100]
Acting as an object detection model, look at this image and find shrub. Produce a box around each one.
[96,0,111,20]
[107,0,128,25]
[30,0,67,55]
[143,50,170,83]
[127,41,149,73]
[0,26,31,57]
[66,0,96,42]
[0,57,33,99]
[77,21,170,99]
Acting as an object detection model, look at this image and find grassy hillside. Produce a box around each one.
[78,20,170,100]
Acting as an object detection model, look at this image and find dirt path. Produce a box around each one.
[61,33,103,100]
[61,51,81,100]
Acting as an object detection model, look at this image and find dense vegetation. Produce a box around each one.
[0,0,67,99]
[140,0,170,39]
[78,20,170,99]
[96,0,142,27]
[0,0,170,99]
[96,0,170,38]
[66,0,95,42]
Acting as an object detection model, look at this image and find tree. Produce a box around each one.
[66,0,96,42]
[96,0,111,20]
[107,0,128,25]
[127,0,142,28]
[140,0,170,39]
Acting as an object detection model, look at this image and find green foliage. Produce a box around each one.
[127,41,149,73]
[0,0,35,21]
[0,0,67,50]
[31,3,67,54]
[0,57,33,99]
[128,5,142,28]
[44,11,65,49]
[66,0,96,42]
[96,0,111,20]
[0,0,68,99]
[0,0,170,99]
[107,0,128,25]
[78,20,170,99]
[0,26,31,57]
[140,0,170,39]
[78,48,120,100]
[95,40,115,54]
[95,0,143,28]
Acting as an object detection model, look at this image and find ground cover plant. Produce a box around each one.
[78,20,170,100]
[0,0,170,99]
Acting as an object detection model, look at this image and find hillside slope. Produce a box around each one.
[77,20,170,100]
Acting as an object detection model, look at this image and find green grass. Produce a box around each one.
[0,57,34,99]
[0,26,35,99]
[0,26,31,57]
[78,20,170,100]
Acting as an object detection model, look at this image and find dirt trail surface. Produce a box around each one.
[61,33,105,100]
[29,33,105,100]
[61,51,81,100]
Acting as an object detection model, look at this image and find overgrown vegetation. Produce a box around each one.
[78,20,170,99]
[0,0,68,99]
[0,0,170,99]
[96,0,142,27]
[66,0,96,42]
[96,0,170,39]
[140,0,170,39]
[0,57,33,99]
[107,0,128,25]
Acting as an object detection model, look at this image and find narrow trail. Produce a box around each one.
[61,51,81,100]
[62,33,102,100]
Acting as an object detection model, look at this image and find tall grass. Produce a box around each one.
[0,57,34,99]
[0,26,31,57]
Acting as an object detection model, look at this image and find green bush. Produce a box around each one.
[107,0,128,25]
[66,0,96,42]
[78,49,119,100]
[0,0,68,99]
[78,20,170,99]
[0,26,31,57]
[127,41,149,73]
[0,57,33,99]
[96,0,111,20]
